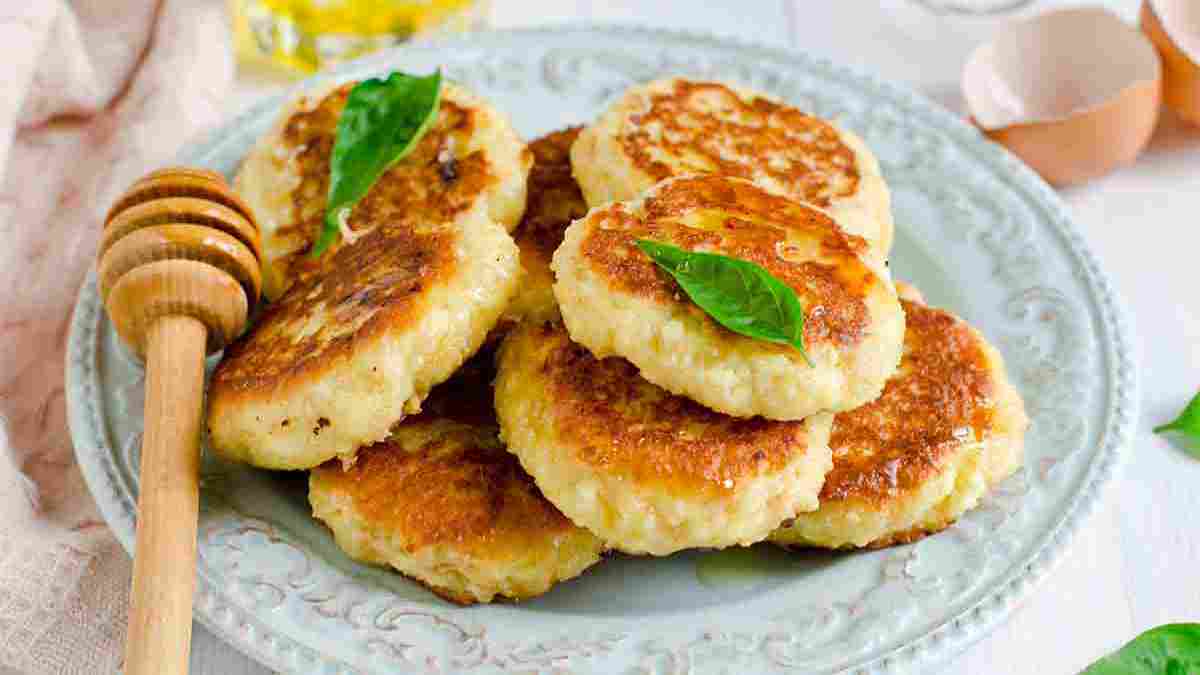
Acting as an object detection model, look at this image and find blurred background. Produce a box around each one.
[1,2,1196,674]
[228,0,1147,113]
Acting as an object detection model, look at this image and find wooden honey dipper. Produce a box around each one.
[99,167,262,675]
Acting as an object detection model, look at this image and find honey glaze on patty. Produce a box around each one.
[579,175,875,350]
[621,79,860,207]
[211,83,506,394]
[532,319,819,496]
[312,352,580,556]
[210,220,457,392]
[821,299,997,504]
[274,82,494,284]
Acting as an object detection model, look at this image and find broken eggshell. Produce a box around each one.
[1142,0,1200,125]
[963,7,1162,186]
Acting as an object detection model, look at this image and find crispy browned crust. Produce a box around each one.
[315,432,579,553]
[513,127,588,277]
[277,83,496,283]
[519,319,821,497]
[620,80,859,208]
[209,223,458,399]
[775,519,954,552]
[863,520,955,549]
[577,174,876,350]
[310,355,581,560]
[416,576,480,606]
[819,299,997,505]
[209,82,501,402]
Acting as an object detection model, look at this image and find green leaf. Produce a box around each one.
[635,239,811,365]
[1154,390,1200,456]
[311,70,442,257]
[1081,624,1200,674]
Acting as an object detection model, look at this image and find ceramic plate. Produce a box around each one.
[67,26,1137,675]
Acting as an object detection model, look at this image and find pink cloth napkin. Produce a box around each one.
[0,1,232,672]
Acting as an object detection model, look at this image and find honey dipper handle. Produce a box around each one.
[125,314,207,675]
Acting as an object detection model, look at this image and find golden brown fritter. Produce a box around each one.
[618,80,860,206]
[239,81,531,301]
[771,297,1027,549]
[552,174,904,420]
[207,83,525,470]
[495,319,833,555]
[576,174,873,351]
[212,223,457,392]
[281,88,496,285]
[571,77,894,257]
[821,300,998,503]
[310,352,604,604]
[529,321,817,495]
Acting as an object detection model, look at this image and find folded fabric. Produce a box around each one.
[0,1,232,671]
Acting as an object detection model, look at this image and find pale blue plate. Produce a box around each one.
[67,25,1136,674]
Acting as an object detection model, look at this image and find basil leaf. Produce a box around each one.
[312,70,442,257]
[1081,624,1200,674]
[636,239,811,365]
[1154,390,1200,457]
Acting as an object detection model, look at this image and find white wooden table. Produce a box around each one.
[195,1,1200,672]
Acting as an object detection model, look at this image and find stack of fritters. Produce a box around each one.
[207,81,603,604]
[205,75,1027,604]
[209,82,529,470]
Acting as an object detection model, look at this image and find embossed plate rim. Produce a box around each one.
[67,23,1137,674]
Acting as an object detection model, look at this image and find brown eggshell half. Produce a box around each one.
[1142,0,1200,125]
[963,7,1162,186]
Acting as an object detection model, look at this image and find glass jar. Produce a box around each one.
[230,0,489,73]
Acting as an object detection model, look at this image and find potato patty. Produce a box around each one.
[310,354,605,604]
[495,319,834,556]
[552,174,904,421]
[237,81,530,301]
[571,77,893,258]
[207,82,527,470]
[771,296,1027,549]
